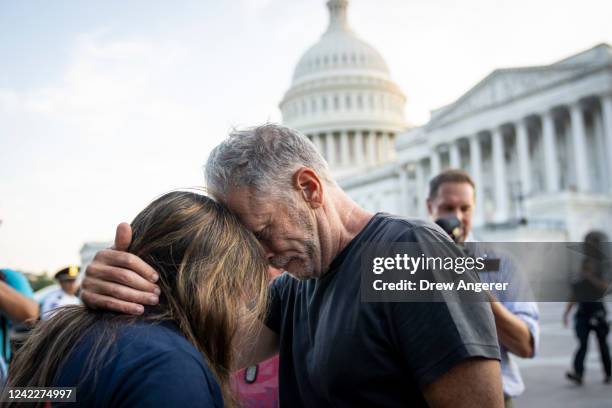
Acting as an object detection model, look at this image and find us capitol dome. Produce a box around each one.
[280,0,406,178]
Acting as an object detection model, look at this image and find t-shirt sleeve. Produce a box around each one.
[386,225,500,388]
[113,350,223,408]
[3,269,34,297]
[388,301,500,388]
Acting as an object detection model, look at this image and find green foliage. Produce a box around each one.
[29,274,56,292]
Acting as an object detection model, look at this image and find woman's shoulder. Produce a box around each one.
[116,320,201,355]
[111,320,218,381]
[114,321,223,405]
[57,319,223,407]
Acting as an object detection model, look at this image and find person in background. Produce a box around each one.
[563,230,611,385]
[0,268,39,385]
[426,169,540,408]
[40,265,81,320]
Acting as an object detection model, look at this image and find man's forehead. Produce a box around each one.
[439,182,474,196]
[222,187,272,225]
[436,182,474,204]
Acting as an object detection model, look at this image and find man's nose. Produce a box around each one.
[453,209,463,221]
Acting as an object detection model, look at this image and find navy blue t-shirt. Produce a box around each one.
[265,213,500,407]
[53,320,223,407]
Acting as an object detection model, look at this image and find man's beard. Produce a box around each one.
[271,203,319,280]
[272,241,317,280]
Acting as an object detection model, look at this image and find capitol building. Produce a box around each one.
[281,0,612,242]
[79,0,612,271]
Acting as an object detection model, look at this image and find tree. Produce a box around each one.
[29,273,55,292]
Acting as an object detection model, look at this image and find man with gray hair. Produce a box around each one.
[82,124,503,407]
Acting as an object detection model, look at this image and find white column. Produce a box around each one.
[367,131,377,165]
[515,119,531,198]
[380,132,389,162]
[601,94,612,190]
[386,133,395,161]
[415,160,426,219]
[325,132,335,166]
[542,110,559,193]
[340,130,350,167]
[314,134,324,157]
[569,102,589,192]
[469,135,484,226]
[354,131,364,166]
[397,164,408,216]
[430,148,441,177]
[449,141,460,169]
[491,127,508,222]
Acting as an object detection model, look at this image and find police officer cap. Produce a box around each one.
[55,265,79,281]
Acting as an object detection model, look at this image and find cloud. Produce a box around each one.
[4,33,195,128]
[0,32,220,273]
[240,0,276,14]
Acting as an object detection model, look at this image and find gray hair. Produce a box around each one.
[205,124,333,198]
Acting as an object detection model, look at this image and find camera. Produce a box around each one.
[435,216,464,244]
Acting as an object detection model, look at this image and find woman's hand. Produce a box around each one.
[81,223,161,315]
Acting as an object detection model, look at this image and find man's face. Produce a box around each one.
[60,280,79,296]
[223,187,322,280]
[427,182,475,243]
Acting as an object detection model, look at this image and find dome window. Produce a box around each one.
[332,54,338,63]
[323,56,329,65]
[342,53,347,63]
[351,53,356,63]
[322,97,328,111]
[345,95,352,110]
[334,95,340,110]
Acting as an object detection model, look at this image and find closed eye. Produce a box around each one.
[254,227,268,241]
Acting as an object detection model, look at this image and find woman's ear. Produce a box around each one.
[293,167,324,209]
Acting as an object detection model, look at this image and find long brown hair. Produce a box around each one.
[6,191,269,406]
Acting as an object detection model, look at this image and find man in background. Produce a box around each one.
[426,169,540,408]
[41,265,81,320]
[563,231,611,385]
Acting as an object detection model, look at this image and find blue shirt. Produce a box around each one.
[467,240,540,398]
[53,319,224,407]
[0,269,34,362]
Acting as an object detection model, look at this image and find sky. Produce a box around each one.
[1,0,611,275]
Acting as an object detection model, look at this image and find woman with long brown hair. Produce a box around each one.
[5,191,270,407]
